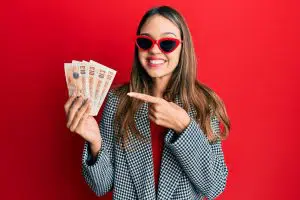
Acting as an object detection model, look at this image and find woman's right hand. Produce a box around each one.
[64,94,102,147]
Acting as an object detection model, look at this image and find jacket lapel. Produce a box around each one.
[157,95,196,200]
[125,95,196,200]
[125,102,156,200]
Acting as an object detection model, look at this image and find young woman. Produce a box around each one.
[64,5,231,200]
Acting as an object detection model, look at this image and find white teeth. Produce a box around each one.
[149,60,165,64]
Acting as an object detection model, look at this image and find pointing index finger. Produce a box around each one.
[127,92,161,104]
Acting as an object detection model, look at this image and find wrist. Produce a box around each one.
[90,137,102,158]
[175,115,191,134]
[91,136,102,147]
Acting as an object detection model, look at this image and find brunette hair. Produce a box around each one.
[111,6,230,149]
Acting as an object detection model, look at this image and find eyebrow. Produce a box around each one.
[140,32,177,37]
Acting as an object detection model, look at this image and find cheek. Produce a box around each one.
[167,49,181,68]
[138,51,147,65]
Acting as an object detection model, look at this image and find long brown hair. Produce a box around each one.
[112,6,230,149]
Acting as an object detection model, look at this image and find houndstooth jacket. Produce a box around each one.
[81,89,228,200]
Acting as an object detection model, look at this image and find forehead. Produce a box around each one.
[140,14,181,37]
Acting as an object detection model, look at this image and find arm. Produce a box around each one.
[81,90,118,196]
[165,114,228,200]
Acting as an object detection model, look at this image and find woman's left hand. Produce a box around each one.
[127,92,191,134]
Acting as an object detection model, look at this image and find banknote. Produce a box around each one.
[64,59,117,116]
[86,61,97,113]
[89,60,109,116]
[64,63,83,97]
[90,60,117,116]
[79,61,90,99]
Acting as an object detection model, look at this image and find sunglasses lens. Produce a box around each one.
[136,38,153,50]
[160,40,177,52]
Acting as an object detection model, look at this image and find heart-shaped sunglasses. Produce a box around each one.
[135,35,182,54]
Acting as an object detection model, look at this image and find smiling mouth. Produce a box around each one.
[147,59,166,67]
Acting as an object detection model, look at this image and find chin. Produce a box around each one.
[148,71,171,79]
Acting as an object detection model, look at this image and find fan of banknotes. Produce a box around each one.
[64,60,117,116]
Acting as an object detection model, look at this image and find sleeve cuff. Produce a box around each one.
[165,117,202,144]
[84,141,105,167]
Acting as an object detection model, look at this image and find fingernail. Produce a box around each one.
[127,92,132,96]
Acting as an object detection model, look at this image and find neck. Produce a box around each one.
[151,75,171,98]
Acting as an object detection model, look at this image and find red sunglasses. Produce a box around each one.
[135,35,182,54]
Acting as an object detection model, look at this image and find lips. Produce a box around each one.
[146,56,166,67]
[146,56,166,61]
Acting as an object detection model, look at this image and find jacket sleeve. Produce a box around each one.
[164,114,228,200]
[81,90,118,197]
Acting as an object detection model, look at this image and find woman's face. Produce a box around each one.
[138,14,182,79]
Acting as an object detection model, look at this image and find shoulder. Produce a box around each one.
[106,82,130,103]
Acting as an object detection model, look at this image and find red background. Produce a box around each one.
[1,0,299,199]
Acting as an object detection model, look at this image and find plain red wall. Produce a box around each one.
[1,0,299,199]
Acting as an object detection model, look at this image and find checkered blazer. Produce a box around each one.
[81,89,228,200]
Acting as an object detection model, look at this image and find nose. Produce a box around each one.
[149,43,162,54]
